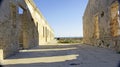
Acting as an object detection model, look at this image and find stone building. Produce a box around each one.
[83,0,120,52]
[0,0,54,60]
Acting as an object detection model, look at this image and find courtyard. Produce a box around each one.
[2,44,120,67]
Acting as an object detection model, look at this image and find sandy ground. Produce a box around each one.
[2,44,120,67]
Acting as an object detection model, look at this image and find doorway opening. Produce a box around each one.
[110,2,119,37]
[18,6,27,49]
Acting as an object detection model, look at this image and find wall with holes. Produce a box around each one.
[25,0,54,45]
[83,0,120,52]
[0,0,54,60]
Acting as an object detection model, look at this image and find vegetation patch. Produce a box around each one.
[56,37,83,44]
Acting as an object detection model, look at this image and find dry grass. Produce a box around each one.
[57,37,83,44]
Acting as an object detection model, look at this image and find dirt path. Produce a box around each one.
[3,44,120,67]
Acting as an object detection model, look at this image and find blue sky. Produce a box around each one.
[33,0,88,37]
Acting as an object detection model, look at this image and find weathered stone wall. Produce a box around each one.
[83,0,120,52]
[25,0,54,45]
[17,0,39,49]
[0,0,20,59]
[0,0,54,60]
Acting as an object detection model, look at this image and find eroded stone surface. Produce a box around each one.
[83,0,120,52]
[0,0,54,60]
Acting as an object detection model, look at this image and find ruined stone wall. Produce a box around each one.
[17,0,39,49]
[25,0,54,45]
[0,0,38,58]
[83,0,120,52]
[0,0,20,58]
[0,0,54,60]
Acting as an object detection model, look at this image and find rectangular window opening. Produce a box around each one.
[18,7,24,14]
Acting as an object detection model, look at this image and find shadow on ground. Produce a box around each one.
[7,44,79,59]
[3,44,120,67]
